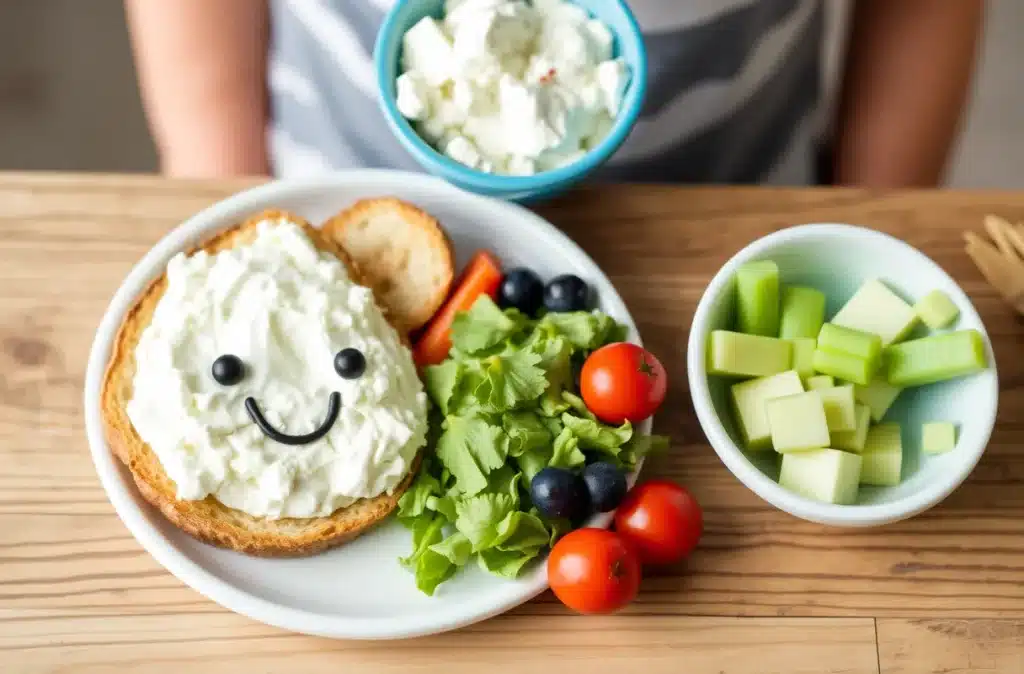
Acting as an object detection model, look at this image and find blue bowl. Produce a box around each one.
[374,0,648,202]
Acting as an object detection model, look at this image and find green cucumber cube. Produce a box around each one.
[860,423,903,486]
[817,385,857,432]
[805,375,835,391]
[779,286,826,339]
[736,260,780,336]
[832,404,871,453]
[708,331,792,378]
[765,392,831,453]
[817,323,882,365]
[922,421,957,454]
[853,377,903,423]
[789,338,817,379]
[914,290,960,330]
[730,371,805,450]
[812,348,874,386]
[779,449,862,505]
[832,279,918,346]
[884,329,988,387]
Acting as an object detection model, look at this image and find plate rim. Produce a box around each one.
[83,169,650,640]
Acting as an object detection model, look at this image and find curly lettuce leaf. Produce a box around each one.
[538,311,617,350]
[435,416,509,496]
[450,295,526,354]
[399,514,456,596]
[478,548,543,579]
[550,427,587,469]
[502,410,552,457]
[453,493,516,551]
[474,350,548,414]
[561,414,633,454]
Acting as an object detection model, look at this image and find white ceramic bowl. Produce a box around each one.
[687,224,998,527]
[83,170,650,639]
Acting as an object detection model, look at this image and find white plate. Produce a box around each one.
[84,170,649,640]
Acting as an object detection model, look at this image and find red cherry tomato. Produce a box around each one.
[547,528,641,614]
[614,480,702,565]
[580,343,667,425]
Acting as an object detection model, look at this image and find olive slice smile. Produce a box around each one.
[244,392,341,445]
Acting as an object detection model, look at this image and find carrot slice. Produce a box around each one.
[413,251,503,367]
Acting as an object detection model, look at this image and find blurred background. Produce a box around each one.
[0,0,1020,186]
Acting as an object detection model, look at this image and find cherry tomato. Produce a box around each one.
[547,528,641,614]
[580,343,667,425]
[614,480,702,565]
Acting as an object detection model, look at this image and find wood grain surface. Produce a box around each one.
[1,173,1023,673]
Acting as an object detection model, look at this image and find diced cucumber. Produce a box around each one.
[812,348,874,386]
[860,423,903,486]
[914,290,960,330]
[817,323,882,366]
[779,448,862,505]
[730,371,805,450]
[853,377,903,423]
[736,261,780,337]
[765,392,831,453]
[922,421,957,454]
[779,286,826,339]
[708,330,792,378]
[884,329,988,387]
[789,338,816,379]
[832,279,918,346]
[817,385,857,433]
[805,375,835,391]
[832,403,871,453]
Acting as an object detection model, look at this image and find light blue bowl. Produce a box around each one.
[374,0,647,202]
[687,224,999,527]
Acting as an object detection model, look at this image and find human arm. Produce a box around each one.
[832,0,985,187]
[125,0,270,177]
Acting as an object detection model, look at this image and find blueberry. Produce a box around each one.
[530,467,589,521]
[211,354,245,386]
[334,348,366,379]
[544,274,589,313]
[582,462,628,513]
[498,268,544,316]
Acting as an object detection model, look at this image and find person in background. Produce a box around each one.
[125,0,984,187]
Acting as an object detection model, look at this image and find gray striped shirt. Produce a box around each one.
[268,0,826,185]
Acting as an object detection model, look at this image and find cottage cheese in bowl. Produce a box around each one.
[395,0,631,176]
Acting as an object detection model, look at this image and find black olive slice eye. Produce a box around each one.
[211,354,245,386]
[334,348,366,380]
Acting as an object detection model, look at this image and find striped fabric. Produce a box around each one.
[268,0,827,184]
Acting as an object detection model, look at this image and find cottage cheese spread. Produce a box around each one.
[125,220,428,520]
[396,0,631,175]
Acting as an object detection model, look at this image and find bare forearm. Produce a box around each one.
[833,0,984,187]
[126,0,270,177]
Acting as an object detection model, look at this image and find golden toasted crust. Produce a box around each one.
[321,198,454,333]
[100,209,419,557]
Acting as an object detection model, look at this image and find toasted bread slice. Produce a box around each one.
[321,198,454,333]
[101,210,419,556]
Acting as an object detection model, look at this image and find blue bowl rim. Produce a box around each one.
[373,0,648,191]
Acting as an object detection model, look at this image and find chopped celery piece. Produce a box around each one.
[736,260,780,336]
[884,329,988,387]
[789,338,816,379]
[779,286,826,339]
[708,330,792,378]
[854,378,903,423]
[914,290,960,330]
[922,421,957,454]
[860,423,903,486]
[765,392,831,453]
[779,449,862,505]
[812,348,874,386]
[833,279,918,346]
[817,323,882,365]
[817,385,857,432]
[806,375,835,391]
[832,404,871,453]
[730,371,805,450]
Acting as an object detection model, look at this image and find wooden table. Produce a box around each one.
[2,173,1023,673]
